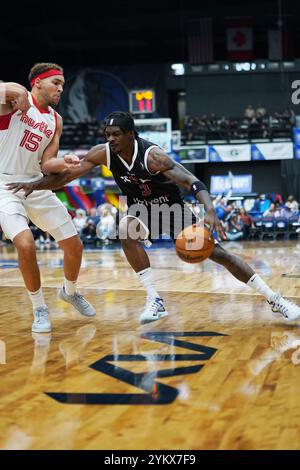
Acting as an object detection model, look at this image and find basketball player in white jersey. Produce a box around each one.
[8,111,300,325]
[0,63,95,333]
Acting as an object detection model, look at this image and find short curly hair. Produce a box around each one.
[28,62,63,85]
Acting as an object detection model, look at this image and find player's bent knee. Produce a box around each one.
[70,235,83,251]
[59,234,83,253]
[14,238,36,255]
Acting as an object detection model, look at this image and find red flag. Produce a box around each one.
[226,17,253,61]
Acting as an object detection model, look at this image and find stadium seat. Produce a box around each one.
[274,218,288,240]
[287,214,300,240]
[248,215,263,240]
[261,217,275,240]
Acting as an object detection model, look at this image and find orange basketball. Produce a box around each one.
[175,224,215,263]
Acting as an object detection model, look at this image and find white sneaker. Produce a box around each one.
[269,293,300,320]
[59,287,96,317]
[139,297,169,324]
[32,306,52,333]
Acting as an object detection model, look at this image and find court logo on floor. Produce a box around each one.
[46,331,227,405]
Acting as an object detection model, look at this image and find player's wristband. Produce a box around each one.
[190,180,208,197]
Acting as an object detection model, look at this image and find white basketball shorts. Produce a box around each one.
[0,186,77,241]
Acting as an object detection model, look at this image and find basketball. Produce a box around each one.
[175,224,215,263]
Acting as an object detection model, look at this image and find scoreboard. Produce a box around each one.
[129,89,156,114]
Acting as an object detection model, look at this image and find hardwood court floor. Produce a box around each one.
[1,240,300,450]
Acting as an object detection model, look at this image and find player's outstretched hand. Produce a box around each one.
[63,154,81,168]
[204,208,226,240]
[6,182,35,198]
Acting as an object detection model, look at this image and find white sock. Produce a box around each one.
[137,267,159,300]
[64,278,77,296]
[28,288,46,309]
[247,274,275,302]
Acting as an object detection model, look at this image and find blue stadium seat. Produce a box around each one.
[261,217,275,240]
[274,218,288,240]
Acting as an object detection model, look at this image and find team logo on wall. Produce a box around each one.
[58,68,128,123]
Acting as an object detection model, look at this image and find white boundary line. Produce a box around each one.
[0,284,300,299]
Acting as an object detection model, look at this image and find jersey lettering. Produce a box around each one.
[18,112,53,138]
[19,130,43,152]
[0,92,56,178]
[139,183,151,196]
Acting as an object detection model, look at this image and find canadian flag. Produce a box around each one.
[226,17,253,61]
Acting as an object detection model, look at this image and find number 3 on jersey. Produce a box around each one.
[20,130,42,152]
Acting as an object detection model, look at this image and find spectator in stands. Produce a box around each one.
[97,207,115,243]
[182,105,292,144]
[184,115,197,141]
[200,114,208,126]
[272,193,283,205]
[249,115,260,128]
[97,122,106,144]
[239,208,254,238]
[73,209,87,234]
[256,104,267,118]
[225,212,244,241]
[87,207,100,225]
[282,109,296,126]
[215,199,233,221]
[263,202,281,218]
[280,205,293,220]
[81,219,97,245]
[244,105,255,120]
[285,195,299,213]
[208,113,218,129]
[251,197,260,212]
[219,115,229,140]
[251,194,271,213]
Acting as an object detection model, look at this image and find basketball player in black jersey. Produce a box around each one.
[8,112,300,323]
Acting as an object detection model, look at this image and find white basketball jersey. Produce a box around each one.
[0,92,57,182]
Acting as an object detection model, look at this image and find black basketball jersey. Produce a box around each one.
[106,138,184,207]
